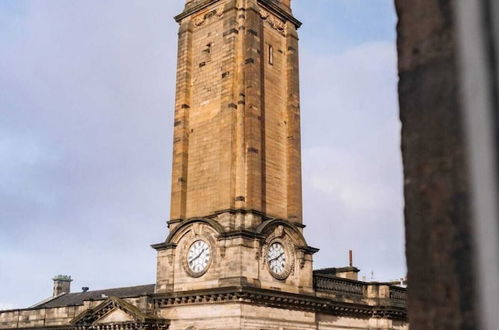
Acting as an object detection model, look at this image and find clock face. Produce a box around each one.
[267,242,287,275]
[187,240,211,274]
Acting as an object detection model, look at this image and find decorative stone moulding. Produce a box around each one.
[180,230,217,278]
[152,287,407,320]
[259,8,286,35]
[71,297,169,330]
[193,5,224,28]
[262,226,296,280]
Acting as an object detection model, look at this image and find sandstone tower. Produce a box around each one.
[0,1,408,329]
[168,0,302,225]
[152,0,318,296]
[150,0,322,326]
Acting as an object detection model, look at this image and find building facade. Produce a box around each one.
[0,0,407,329]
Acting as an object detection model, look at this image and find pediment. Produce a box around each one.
[71,296,169,329]
[95,308,134,324]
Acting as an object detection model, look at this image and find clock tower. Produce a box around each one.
[152,0,319,326]
[153,0,316,292]
[0,1,408,329]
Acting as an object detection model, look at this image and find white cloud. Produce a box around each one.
[0,1,406,309]
[306,147,396,214]
[300,41,405,280]
[0,0,181,308]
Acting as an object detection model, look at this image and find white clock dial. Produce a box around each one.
[267,242,287,275]
[187,240,211,274]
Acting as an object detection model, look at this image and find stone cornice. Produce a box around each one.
[209,207,271,219]
[217,230,266,240]
[152,286,407,321]
[166,218,183,226]
[174,0,220,23]
[152,217,317,254]
[168,208,307,227]
[174,0,302,28]
[297,245,321,255]
[151,242,177,251]
[257,0,302,28]
[0,327,75,330]
[71,297,165,326]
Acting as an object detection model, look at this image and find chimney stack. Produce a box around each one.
[52,275,72,297]
[334,250,360,280]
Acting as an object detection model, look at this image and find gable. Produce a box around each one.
[71,296,169,329]
[95,308,134,324]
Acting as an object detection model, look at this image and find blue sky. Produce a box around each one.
[0,0,403,309]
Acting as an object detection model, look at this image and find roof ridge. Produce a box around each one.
[36,283,156,309]
[64,283,155,295]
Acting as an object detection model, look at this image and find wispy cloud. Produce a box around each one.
[301,41,404,281]
[0,0,182,307]
[0,0,404,307]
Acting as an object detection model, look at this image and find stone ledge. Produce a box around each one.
[174,0,302,29]
[152,286,407,321]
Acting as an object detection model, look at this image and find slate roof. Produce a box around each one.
[36,284,155,308]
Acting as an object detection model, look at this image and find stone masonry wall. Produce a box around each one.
[169,0,303,224]
[0,297,147,329]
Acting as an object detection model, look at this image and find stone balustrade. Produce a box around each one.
[313,273,407,307]
[313,274,365,297]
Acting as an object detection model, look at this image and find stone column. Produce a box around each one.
[396,0,499,329]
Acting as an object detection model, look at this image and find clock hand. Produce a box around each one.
[269,252,284,263]
[190,248,206,264]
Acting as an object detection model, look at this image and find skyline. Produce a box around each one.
[0,0,404,309]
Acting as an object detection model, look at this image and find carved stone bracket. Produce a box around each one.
[297,250,306,269]
[193,6,224,28]
[259,8,286,35]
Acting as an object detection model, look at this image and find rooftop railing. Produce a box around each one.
[313,273,407,306]
[389,286,407,302]
[313,274,365,297]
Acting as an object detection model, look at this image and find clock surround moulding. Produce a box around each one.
[185,239,212,277]
[264,238,295,280]
[179,223,218,279]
